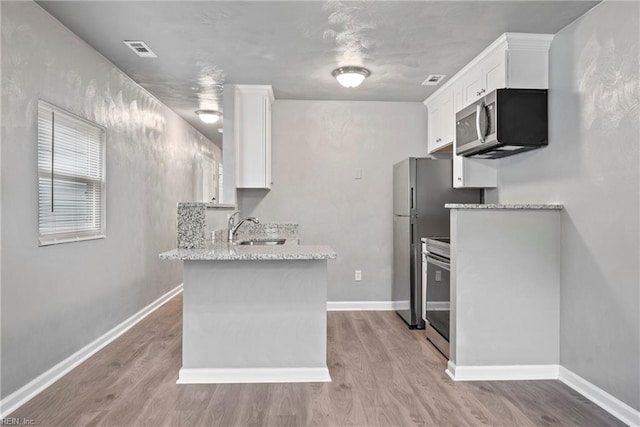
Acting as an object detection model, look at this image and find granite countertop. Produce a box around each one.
[159,238,336,261]
[178,202,237,209]
[204,203,237,209]
[445,204,564,210]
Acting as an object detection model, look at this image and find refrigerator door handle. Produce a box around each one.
[410,187,414,210]
[410,223,414,245]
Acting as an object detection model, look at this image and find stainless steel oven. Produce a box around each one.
[423,237,451,358]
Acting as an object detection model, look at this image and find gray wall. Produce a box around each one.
[238,100,428,301]
[1,2,220,398]
[496,1,639,410]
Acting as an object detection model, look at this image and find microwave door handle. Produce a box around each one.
[475,103,485,142]
[483,103,491,138]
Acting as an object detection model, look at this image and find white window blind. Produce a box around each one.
[37,101,106,245]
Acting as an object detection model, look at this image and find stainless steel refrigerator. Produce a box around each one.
[393,158,481,328]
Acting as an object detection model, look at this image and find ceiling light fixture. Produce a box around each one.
[195,110,221,124]
[332,66,370,88]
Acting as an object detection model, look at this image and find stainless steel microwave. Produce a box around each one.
[456,88,548,159]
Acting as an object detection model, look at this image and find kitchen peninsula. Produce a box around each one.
[160,204,336,384]
[446,203,563,381]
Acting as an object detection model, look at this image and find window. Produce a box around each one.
[37,101,106,245]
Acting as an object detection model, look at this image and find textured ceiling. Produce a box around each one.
[37,1,600,145]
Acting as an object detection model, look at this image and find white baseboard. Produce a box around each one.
[0,284,184,419]
[446,361,639,426]
[326,301,447,312]
[446,361,560,381]
[327,301,405,311]
[559,367,640,427]
[177,367,332,384]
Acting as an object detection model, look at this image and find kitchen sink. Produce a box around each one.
[238,238,286,246]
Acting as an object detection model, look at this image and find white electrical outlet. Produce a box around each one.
[355,168,362,180]
[355,270,362,281]
[435,271,442,282]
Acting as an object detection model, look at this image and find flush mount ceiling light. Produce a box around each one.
[332,66,370,88]
[195,110,221,124]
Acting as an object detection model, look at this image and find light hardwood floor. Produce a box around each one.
[8,294,623,426]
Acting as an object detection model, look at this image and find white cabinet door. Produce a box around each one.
[452,82,465,186]
[263,93,272,187]
[483,49,506,95]
[427,89,454,153]
[461,50,506,109]
[461,67,484,107]
[235,85,274,189]
[453,152,465,188]
[454,157,498,188]
[427,103,440,153]
[439,93,454,147]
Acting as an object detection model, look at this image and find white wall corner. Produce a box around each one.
[0,284,184,419]
[445,363,638,426]
[558,367,640,427]
[445,360,457,381]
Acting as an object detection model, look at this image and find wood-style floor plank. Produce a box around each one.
[6,295,624,427]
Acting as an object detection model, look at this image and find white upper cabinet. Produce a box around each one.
[424,33,553,188]
[462,49,506,106]
[461,66,484,108]
[234,85,274,189]
[426,88,454,153]
[484,49,507,94]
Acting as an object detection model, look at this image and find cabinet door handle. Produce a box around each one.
[436,138,442,142]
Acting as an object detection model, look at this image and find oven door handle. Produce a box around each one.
[426,255,450,272]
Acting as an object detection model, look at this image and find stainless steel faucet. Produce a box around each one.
[227,211,260,242]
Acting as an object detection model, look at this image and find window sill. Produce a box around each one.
[39,234,106,247]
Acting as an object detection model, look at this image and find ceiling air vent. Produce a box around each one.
[421,75,446,86]
[123,40,157,58]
